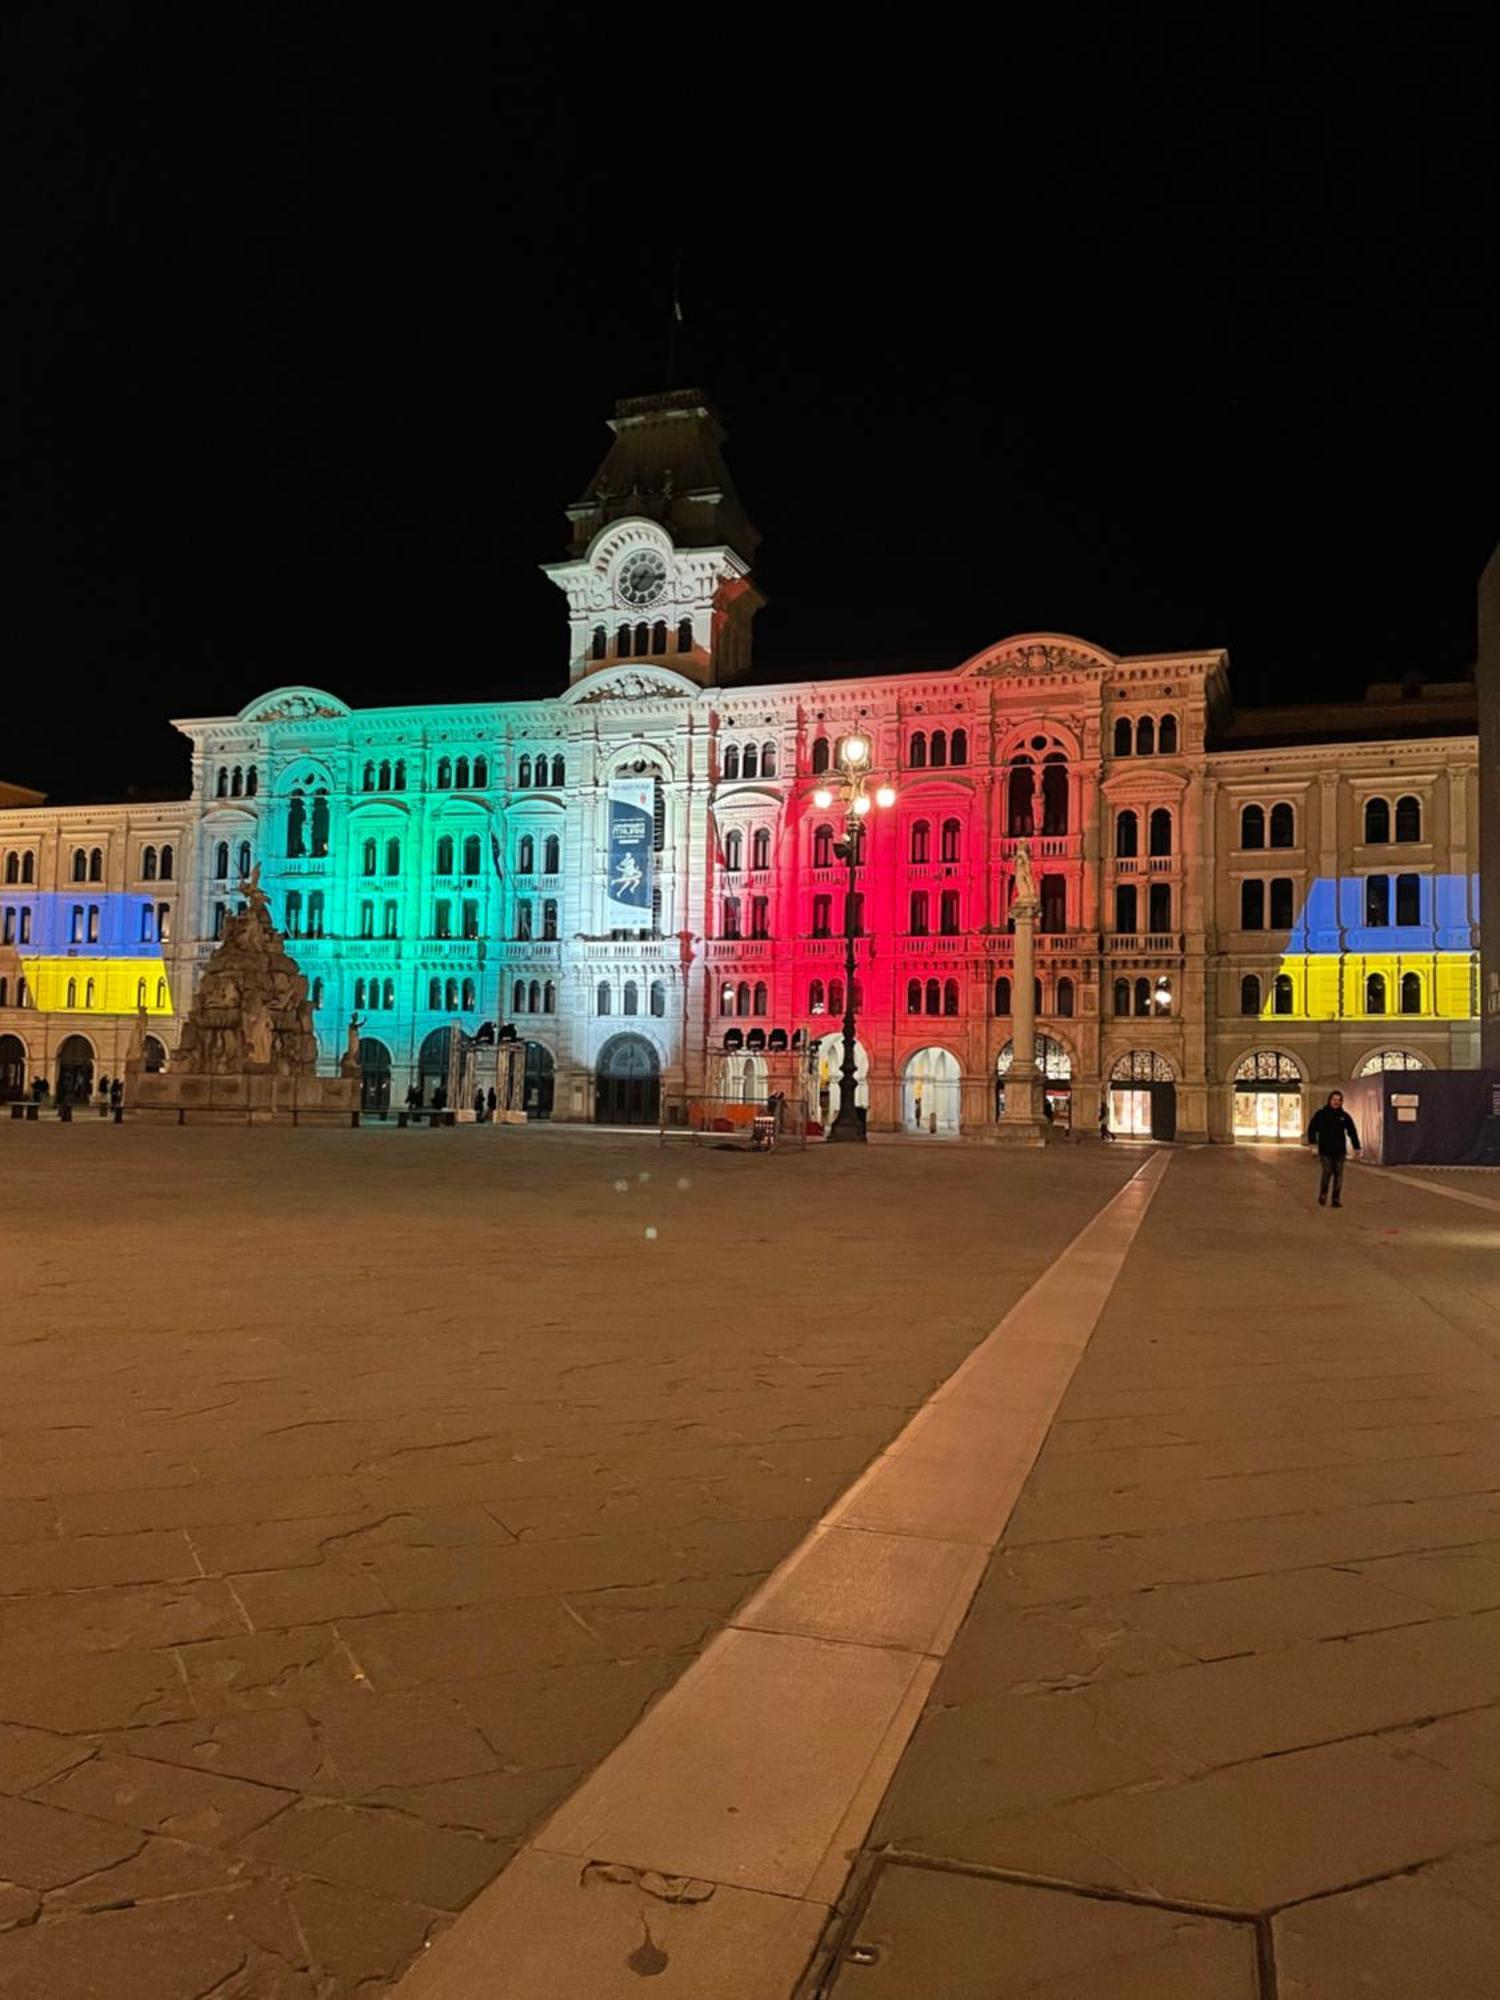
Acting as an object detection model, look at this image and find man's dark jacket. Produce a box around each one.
[1306,1106,1360,1158]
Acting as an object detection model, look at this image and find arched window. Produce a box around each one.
[746,827,768,871]
[158,978,169,1009]
[1240,803,1265,849]
[939,889,960,934]
[516,755,530,788]
[720,983,737,1017]
[910,820,931,864]
[231,767,243,798]
[1400,971,1422,1014]
[1113,717,1132,757]
[362,762,375,792]
[70,848,86,881]
[455,980,473,1012]
[1275,973,1295,1015]
[994,976,1011,1015]
[1241,880,1265,929]
[761,742,777,777]
[474,756,489,787]
[943,978,960,1016]
[1041,755,1068,835]
[1240,973,1261,1015]
[634,622,649,656]
[309,794,329,857]
[742,744,759,779]
[1149,808,1172,857]
[617,623,633,657]
[1396,873,1421,924]
[355,979,367,1010]
[214,841,229,880]
[829,978,845,1015]
[1364,797,1390,844]
[909,731,927,768]
[141,846,157,881]
[518,835,535,874]
[286,793,306,858]
[445,978,459,1011]
[905,978,923,1015]
[512,979,526,1013]
[1115,809,1138,858]
[378,760,393,792]
[721,896,742,939]
[362,838,377,876]
[245,767,258,797]
[1136,717,1155,756]
[393,761,406,791]
[753,981,768,1016]
[909,890,930,934]
[951,727,968,766]
[925,978,941,1015]
[1395,794,1422,842]
[1365,972,1386,1014]
[930,729,948,768]
[724,829,743,871]
[455,757,470,789]
[551,755,565,786]
[723,744,741,780]
[428,978,442,1010]
[163,844,177,881]
[813,824,834,868]
[941,818,961,863]
[648,980,665,1016]
[809,979,827,1015]
[463,833,481,874]
[1269,802,1295,848]
[236,841,251,879]
[136,978,147,1009]
[385,838,401,875]
[527,979,541,1013]
[216,769,229,798]
[1007,758,1033,836]
[811,736,831,774]
[1,852,14,884]
[1158,714,1178,753]
[734,980,750,1017]
[1269,878,1293,928]
[1130,977,1148,1017]
[545,980,558,1013]
[677,617,693,653]
[592,626,607,661]
[436,835,454,874]
[1113,977,1130,1016]
[438,757,454,788]
[622,980,639,1016]
[66,979,77,1008]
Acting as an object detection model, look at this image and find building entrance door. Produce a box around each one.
[595,1034,659,1126]
[359,1038,393,1114]
[0,1034,25,1101]
[524,1042,555,1120]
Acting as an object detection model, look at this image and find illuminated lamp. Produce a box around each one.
[843,735,870,766]
[853,793,872,816]
[875,784,896,808]
[813,787,834,809]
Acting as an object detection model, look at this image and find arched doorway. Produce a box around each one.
[811,1032,869,1125]
[0,1034,26,1101]
[359,1037,393,1114]
[595,1033,660,1126]
[142,1035,167,1074]
[524,1041,555,1120]
[996,1034,1072,1127]
[902,1047,961,1135]
[417,1027,453,1105]
[1357,1048,1430,1076]
[56,1034,95,1105]
[713,1052,768,1104]
[1109,1049,1176,1139]
[1232,1049,1304,1140]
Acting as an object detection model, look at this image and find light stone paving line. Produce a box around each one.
[1368,1164,1500,1215]
[393,1153,1171,2000]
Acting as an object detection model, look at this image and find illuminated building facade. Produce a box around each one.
[0,391,1483,1137]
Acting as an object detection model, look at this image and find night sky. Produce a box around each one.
[12,13,1499,803]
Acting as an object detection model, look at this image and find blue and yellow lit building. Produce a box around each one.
[0,392,1484,1138]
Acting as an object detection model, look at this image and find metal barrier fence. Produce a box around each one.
[658,1094,810,1151]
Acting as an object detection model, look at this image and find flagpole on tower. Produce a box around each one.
[666,254,682,384]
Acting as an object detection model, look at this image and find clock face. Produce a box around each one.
[617,550,667,609]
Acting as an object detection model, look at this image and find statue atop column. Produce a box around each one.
[1012,836,1038,909]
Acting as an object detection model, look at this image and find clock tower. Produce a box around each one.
[543,389,763,689]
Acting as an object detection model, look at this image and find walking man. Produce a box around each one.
[1306,1089,1360,1207]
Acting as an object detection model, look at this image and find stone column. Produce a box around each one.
[995,842,1047,1147]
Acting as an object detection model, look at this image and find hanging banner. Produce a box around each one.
[606,778,655,922]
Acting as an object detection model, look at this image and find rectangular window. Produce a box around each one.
[435,899,453,939]
[87,905,100,943]
[307,891,324,937]
[722,900,741,939]
[1115,883,1138,933]
[70,905,83,943]
[1148,881,1172,933]
[1,910,12,945]
[1239,880,1264,930]
[140,905,154,943]
[1269,878,1294,929]
[542,899,558,941]
[1039,877,1066,933]
[939,889,961,935]
[910,891,929,935]
[750,896,769,939]
[846,892,865,936]
[1395,873,1421,925]
[19,907,31,945]
[461,899,479,939]
[1364,875,1389,927]
[383,900,399,939]
[812,895,831,938]
[515,899,532,941]
[212,902,226,939]
[284,894,301,937]
[360,901,375,939]
[157,903,169,942]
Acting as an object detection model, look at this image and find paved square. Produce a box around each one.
[0,1121,1137,1996]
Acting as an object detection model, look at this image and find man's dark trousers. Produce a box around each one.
[1319,1155,1345,1203]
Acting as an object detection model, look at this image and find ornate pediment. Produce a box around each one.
[967,636,1116,681]
[563,667,697,706]
[239,686,350,723]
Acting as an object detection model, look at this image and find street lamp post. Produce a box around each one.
[814,736,895,1144]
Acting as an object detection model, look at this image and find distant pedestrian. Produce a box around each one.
[406,1082,423,1111]
[1042,1095,1054,1125]
[1098,1100,1112,1142]
[473,1089,486,1121]
[431,1082,448,1113]
[486,1086,497,1118]
[109,1078,123,1110]
[1306,1090,1360,1207]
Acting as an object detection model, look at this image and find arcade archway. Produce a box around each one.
[0,1034,26,1101]
[902,1046,961,1135]
[810,1033,869,1122]
[595,1034,660,1126]
[1232,1049,1305,1141]
[359,1037,393,1114]
[524,1041,555,1120]
[56,1034,95,1105]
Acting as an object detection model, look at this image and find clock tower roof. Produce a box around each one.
[565,389,760,568]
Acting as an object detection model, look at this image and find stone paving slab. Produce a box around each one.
[0,1121,1137,1996]
[854,1145,1500,1996]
